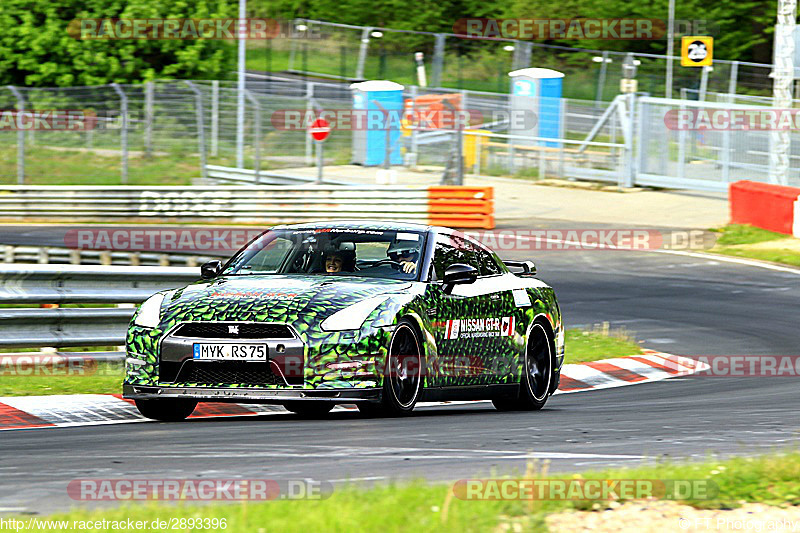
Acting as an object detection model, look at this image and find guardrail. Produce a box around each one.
[205,165,352,186]
[0,185,495,228]
[0,265,198,348]
[2,245,221,267]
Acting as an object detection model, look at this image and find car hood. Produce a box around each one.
[159,274,411,327]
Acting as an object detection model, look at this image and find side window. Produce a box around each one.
[474,247,503,276]
[432,235,479,280]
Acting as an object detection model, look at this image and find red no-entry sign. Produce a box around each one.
[309,118,331,141]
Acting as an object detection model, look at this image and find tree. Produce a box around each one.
[0,0,235,87]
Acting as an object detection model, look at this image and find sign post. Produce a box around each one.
[309,118,331,184]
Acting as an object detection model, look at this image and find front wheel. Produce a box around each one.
[358,321,423,417]
[492,321,553,412]
[134,398,197,421]
[282,401,334,417]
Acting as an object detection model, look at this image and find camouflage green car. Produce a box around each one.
[124,222,564,420]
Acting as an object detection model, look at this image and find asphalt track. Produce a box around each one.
[1,221,799,514]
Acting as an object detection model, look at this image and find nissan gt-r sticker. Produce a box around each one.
[446,317,515,339]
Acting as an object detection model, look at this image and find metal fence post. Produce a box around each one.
[244,90,261,184]
[432,34,445,88]
[305,82,314,165]
[110,83,128,184]
[185,81,208,180]
[7,86,24,184]
[409,85,418,167]
[728,61,739,96]
[355,27,372,80]
[558,98,566,178]
[699,66,710,101]
[596,51,609,106]
[622,92,636,187]
[211,80,219,157]
[144,81,153,157]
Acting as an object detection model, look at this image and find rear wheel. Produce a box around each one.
[357,321,423,417]
[134,398,197,421]
[282,401,334,417]
[492,321,553,412]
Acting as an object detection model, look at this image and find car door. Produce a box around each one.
[428,233,500,387]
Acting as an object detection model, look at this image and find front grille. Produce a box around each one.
[166,361,284,386]
[172,323,294,339]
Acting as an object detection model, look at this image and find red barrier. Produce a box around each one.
[729,180,800,235]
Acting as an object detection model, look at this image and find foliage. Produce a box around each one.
[0,0,235,87]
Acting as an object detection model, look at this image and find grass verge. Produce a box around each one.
[565,324,642,363]
[22,451,800,532]
[0,361,123,397]
[710,224,800,268]
[0,327,640,397]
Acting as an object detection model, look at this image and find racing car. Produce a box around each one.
[124,222,564,420]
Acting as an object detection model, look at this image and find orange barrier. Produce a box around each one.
[729,180,800,235]
[427,186,494,229]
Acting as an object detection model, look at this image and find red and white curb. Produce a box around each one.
[0,351,706,431]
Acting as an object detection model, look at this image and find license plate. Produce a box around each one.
[193,343,267,361]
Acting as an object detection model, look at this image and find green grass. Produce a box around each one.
[0,327,639,397]
[20,451,800,532]
[0,146,277,186]
[713,224,787,246]
[710,224,800,268]
[566,324,642,363]
[0,361,123,396]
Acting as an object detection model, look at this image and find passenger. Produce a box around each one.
[325,249,356,273]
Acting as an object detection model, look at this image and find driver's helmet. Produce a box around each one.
[387,238,421,263]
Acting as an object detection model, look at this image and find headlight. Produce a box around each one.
[321,296,390,332]
[134,293,165,328]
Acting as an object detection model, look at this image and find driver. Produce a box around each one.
[386,239,421,274]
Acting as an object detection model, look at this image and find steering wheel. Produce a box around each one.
[369,259,403,270]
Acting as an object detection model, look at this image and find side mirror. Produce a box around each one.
[200,260,223,279]
[504,260,536,276]
[442,263,478,294]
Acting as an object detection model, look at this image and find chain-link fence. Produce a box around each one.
[276,19,776,101]
[2,76,796,191]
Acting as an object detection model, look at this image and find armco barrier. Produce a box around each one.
[0,186,494,229]
[0,265,198,348]
[729,180,800,236]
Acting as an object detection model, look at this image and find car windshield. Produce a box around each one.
[222,228,426,281]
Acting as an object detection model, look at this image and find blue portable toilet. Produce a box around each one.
[350,80,405,166]
[508,68,564,148]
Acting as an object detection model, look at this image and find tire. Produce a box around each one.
[492,320,553,412]
[282,401,334,417]
[358,320,423,417]
[134,398,197,421]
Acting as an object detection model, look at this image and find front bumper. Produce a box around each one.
[122,383,381,403]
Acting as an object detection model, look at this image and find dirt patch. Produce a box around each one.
[545,500,800,532]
